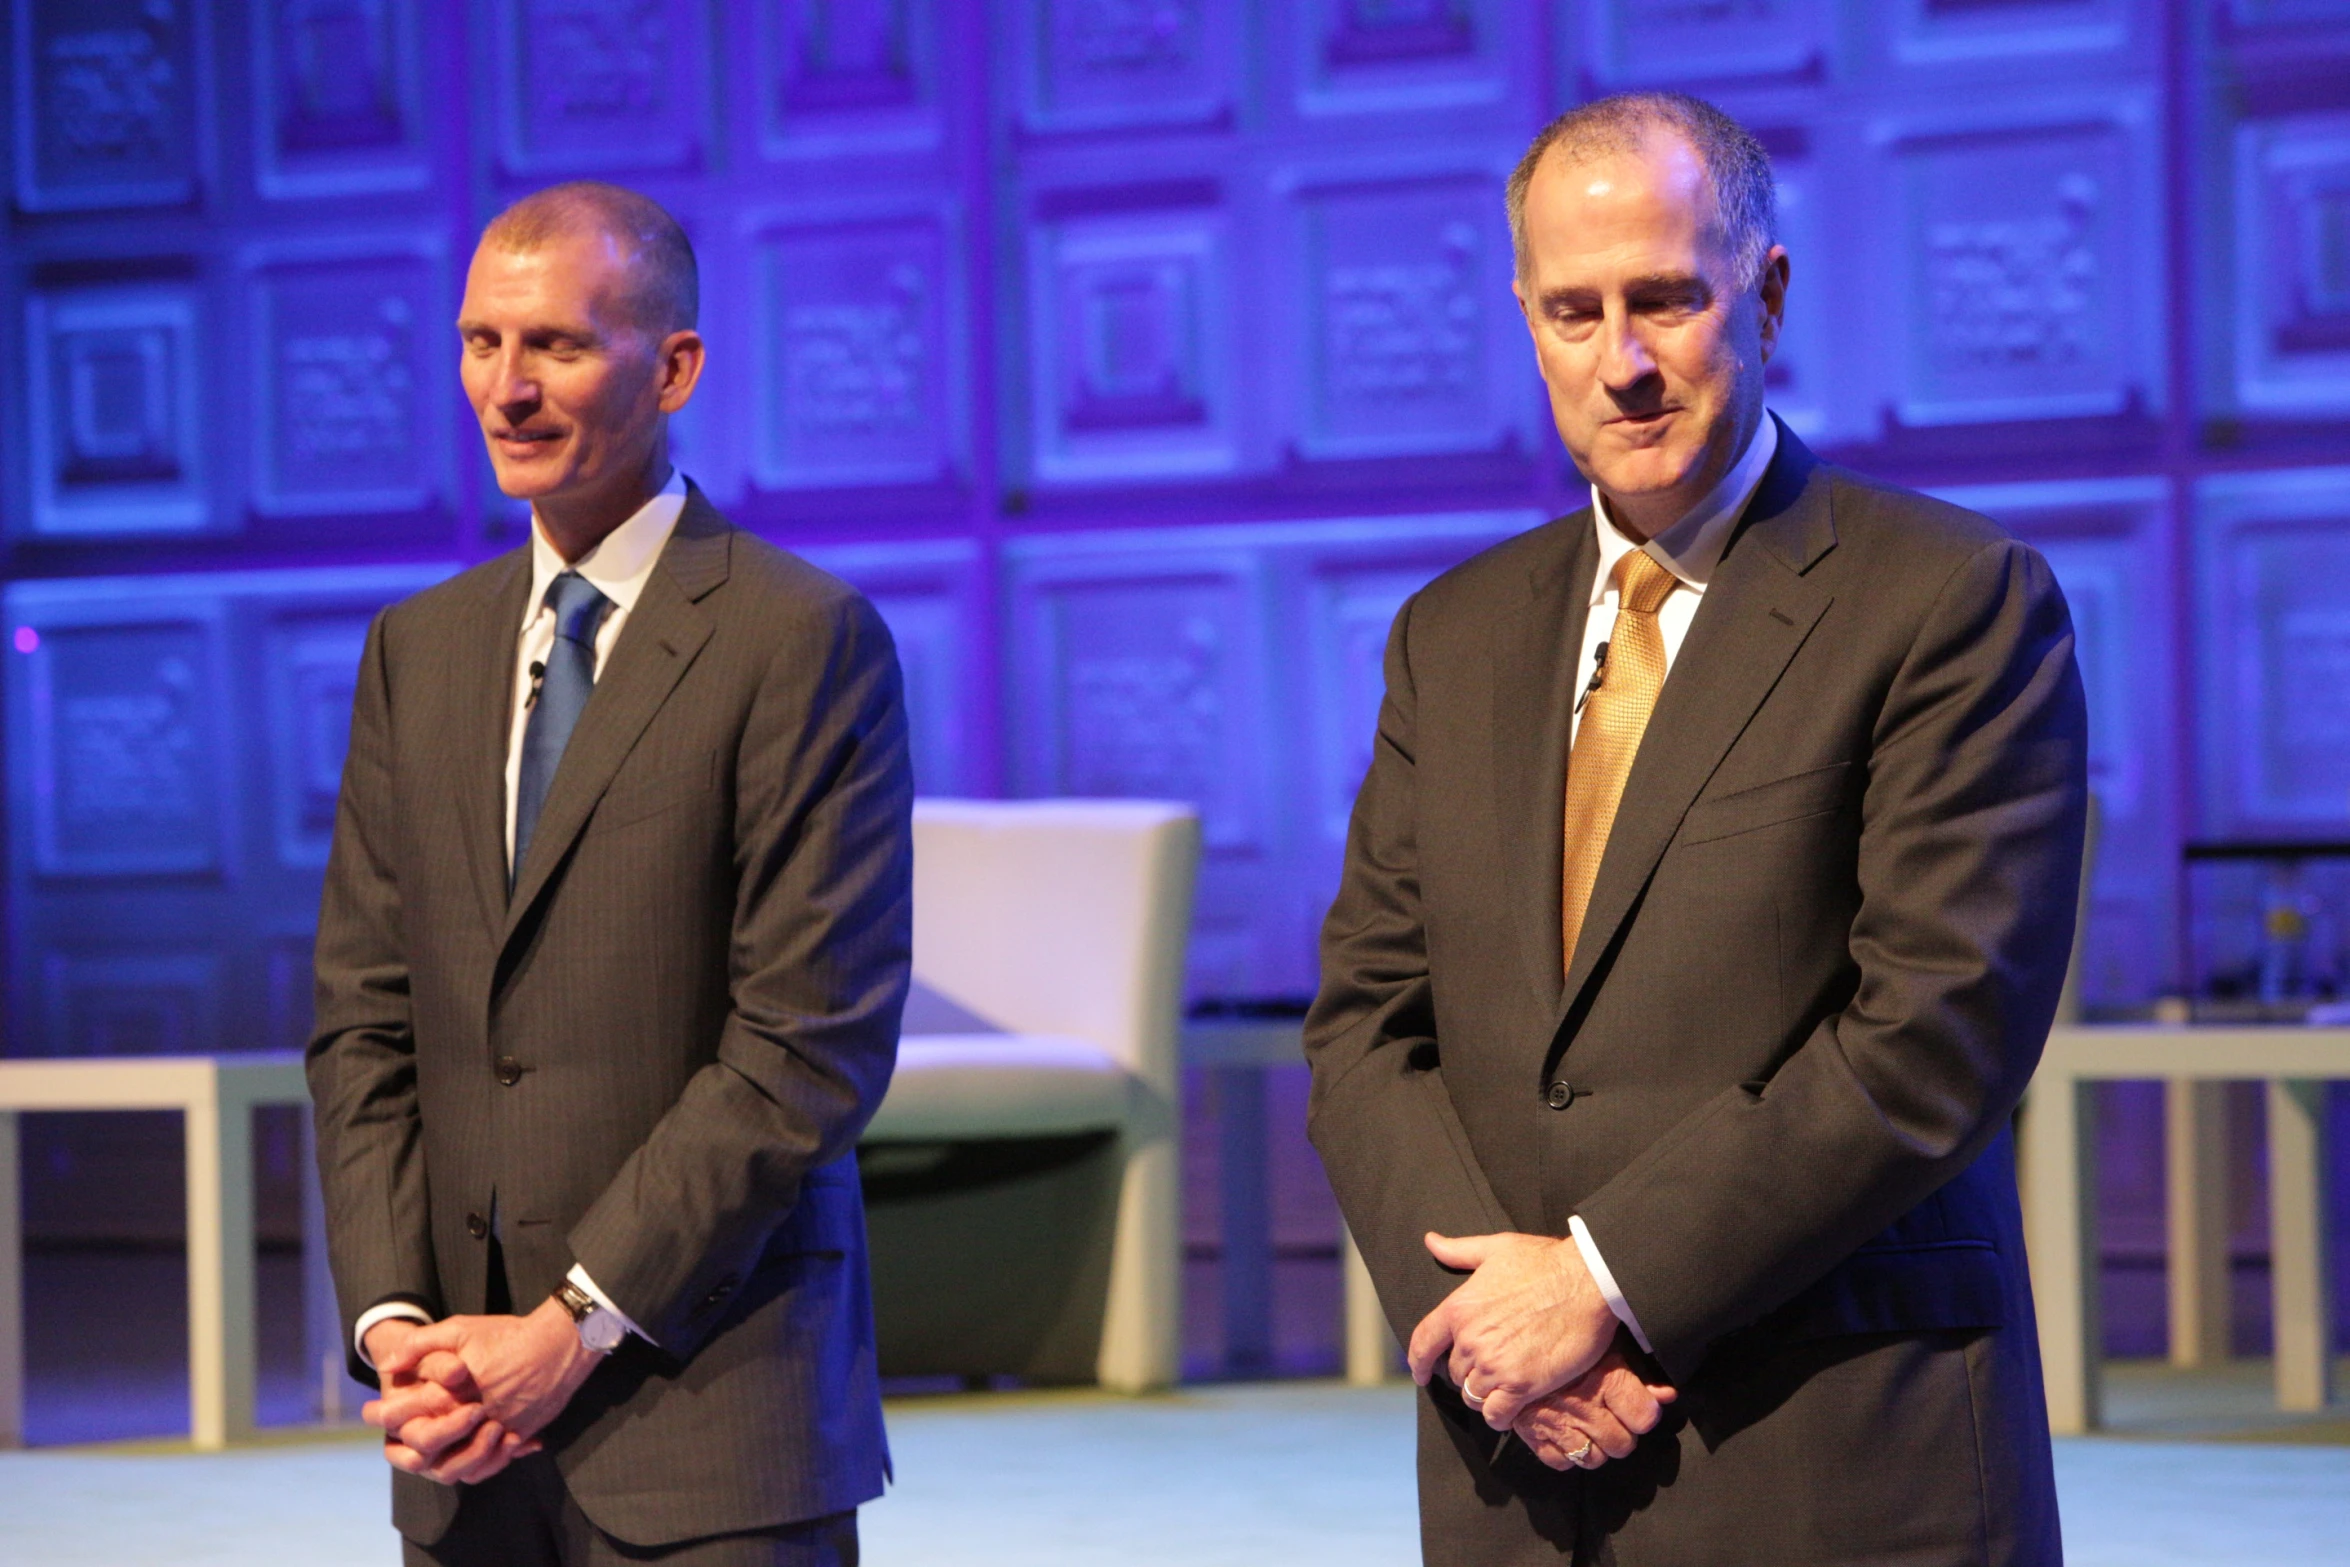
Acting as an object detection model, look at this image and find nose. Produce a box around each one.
[1594,309,1659,395]
[482,346,540,423]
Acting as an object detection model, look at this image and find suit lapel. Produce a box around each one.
[1491,511,1598,1010]
[1553,425,1840,1033]
[499,489,731,950]
[458,552,533,942]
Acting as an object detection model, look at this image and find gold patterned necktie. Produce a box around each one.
[1561,548,1681,975]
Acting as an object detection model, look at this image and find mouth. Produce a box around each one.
[1608,407,1678,429]
[490,427,564,456]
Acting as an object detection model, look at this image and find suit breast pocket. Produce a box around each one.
[596,753,713,833]
[1678,761,1853,849]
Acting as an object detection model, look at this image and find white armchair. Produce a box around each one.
[861,799,1199,1392]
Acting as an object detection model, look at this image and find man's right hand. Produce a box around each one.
[361,1319,539,1485]
[1511,1346,1677,1472]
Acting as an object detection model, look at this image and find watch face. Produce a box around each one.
[581,1310,626,1353]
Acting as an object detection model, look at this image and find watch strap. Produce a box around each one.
[554,1281,623,1353]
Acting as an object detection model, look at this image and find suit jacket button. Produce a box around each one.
[495,1057,523,1087]
[1546,1080,1575,1110]
[466,1212,489,1240]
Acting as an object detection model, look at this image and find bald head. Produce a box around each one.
[1507,93,1776,290]
[480,181,698,336]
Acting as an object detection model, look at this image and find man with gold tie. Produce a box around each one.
[1306,92,2086,1565]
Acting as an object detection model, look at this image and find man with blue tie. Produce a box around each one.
[308,181,912,1566]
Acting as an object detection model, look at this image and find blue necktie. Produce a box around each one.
[514,571,612,888]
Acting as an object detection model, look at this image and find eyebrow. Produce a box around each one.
[1536,271,1713,311]
[455,318,603,343]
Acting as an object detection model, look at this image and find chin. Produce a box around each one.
[1593,452,1696,499]
[487,459,570,501]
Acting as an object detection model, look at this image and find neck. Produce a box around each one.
[535,440,671,563]
[1596,404,1763,545]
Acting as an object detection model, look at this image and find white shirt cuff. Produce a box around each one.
[1569,1214,1654,1357]
[567,1264,652,1345]
[352,1301,434,1368]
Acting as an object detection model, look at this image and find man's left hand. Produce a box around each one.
[382,1297,604,1443]
[1407,1230,1620,1430]
[1513,1347,1677,1471]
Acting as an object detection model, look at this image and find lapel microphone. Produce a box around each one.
[1575,640,1611,716]
[526,660,547,710]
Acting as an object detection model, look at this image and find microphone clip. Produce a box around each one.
[1574,640,1610,716]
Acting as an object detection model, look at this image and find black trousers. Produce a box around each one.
[401,1456,857,1567]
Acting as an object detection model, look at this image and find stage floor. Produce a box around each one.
[5,1380,2348,1566]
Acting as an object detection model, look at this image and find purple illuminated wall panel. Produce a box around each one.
[246,240,446,516]
[1014,0,1237,134]
[2230,112,2350,416]
[1026,189,1237,483]
[757,0,943,157]
[25,281,210,537]
[1875,0,2144,68]
[11,0,206,212]
[253,0,430,199]
[1006,533,1278,994]
[1004,512,1530,999]
[1285,167,1522,461]
[493,0,710,175]
[1876,92,2164,429]
[752,207,965,488]
[4,565,453,1058]
[2195,468,2350,839]
[1284,0,1515,118]
[40,950,224,1056]
[1580,0,1834,88]
[2231,1,2350,24]
[19,614,228,879]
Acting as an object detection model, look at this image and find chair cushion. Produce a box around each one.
[864,1034,1131,1141]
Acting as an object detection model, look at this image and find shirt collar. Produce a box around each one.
[1587,412,1779,607]
[524,470,689,628]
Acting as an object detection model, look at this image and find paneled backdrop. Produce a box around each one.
[2,1,2347,1323]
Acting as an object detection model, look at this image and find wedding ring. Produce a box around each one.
[1566,1437,1595,1466]
[1461,1384,1487,1410]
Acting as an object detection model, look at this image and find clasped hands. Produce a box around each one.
[1407,1231,1677,1473]
[361,1297,604,1486]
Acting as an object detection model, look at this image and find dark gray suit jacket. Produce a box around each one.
[309,487,909,1549]
[1307,426,2086,1563]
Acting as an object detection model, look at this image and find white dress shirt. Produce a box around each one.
[1563,414,1780,1357]
[353,473,688,1365]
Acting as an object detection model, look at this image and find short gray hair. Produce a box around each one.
[1505,92,1777,289]
[481,181,699,334]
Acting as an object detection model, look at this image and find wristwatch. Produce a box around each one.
[555,1280,626,1355]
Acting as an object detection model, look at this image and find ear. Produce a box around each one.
[653,327,706,414]
[1754,246,1790,365]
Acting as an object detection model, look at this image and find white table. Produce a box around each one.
[0,1054,311,1450]
[2020,1025,2349,1434]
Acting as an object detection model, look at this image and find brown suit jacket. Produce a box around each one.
[309,487,909,1548]
[1307,425,2085,1564]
